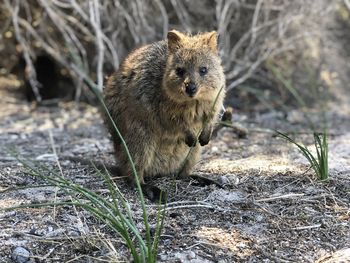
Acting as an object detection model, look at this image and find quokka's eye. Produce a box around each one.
[199,66,208,76]
[175,67,185,77]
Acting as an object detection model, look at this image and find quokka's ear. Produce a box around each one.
[167,30,185,53]
[202,31,218,53]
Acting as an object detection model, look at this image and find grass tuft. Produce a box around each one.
[6,152,164,262]
[277,131,329,181]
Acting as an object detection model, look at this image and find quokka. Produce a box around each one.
[104,30,226,197]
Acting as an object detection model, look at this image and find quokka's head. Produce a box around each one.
[163,30,225,103]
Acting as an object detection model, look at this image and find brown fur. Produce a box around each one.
[103,30,225,185]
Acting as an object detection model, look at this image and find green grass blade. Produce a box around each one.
[92,162,147,259]
[151,193,167,262]
[314,133,322,161]
[320,132,329,180]
[276,131,321,177]
[96,162,137,225]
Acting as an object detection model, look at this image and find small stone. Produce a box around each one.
[187,251,196,259]
[238,242,247,248]
[218,176,230,186]
[160,254,168,261]
[4,31,13,38]
[0,68,7,74]
[255,214,264,222]
[12,247,30,263]
[10,134,19,140]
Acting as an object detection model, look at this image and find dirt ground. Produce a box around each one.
[0,76,349,263]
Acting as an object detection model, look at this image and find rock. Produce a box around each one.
[218,175,231,186]
[211,146,219,152]
[187,251,196,259]
[12,247,30,263]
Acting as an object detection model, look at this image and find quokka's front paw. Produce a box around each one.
[199,136,210,146]
[199,125,212,146]
[185,131,197,147]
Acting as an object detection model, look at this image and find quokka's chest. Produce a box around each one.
[161,103,210,126]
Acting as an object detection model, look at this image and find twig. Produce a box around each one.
[248,0,263,48]
[289,224,321,230]
[89,0,104,91]
[163,204,216,211]
[48,130,63,177]
[148,200,228,212]
[256,193,305,202]
[38,245,60,261]
[4,0,42,102]
[344,0,350,10]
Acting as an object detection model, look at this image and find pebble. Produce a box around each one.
[218,175,230,186]
[12,247,30,263]
[187,251,196,259]
[160,254,168,261]
[211,146,219,152]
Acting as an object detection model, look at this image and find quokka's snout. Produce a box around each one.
[184,81,197,97]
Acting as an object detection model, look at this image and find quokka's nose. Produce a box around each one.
[185,82,197,97]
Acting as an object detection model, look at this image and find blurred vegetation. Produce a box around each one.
[0,0,348,111]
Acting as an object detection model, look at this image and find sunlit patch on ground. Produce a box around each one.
[196,227,254,257]
[198,155,299,175]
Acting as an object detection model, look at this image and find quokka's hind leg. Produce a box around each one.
[114,139,167,202]
[115,148,146,184]
[177,145,224,188]
[177,144,201,178]
[125,167,167,203]
[141,183,167,203]
[112,124,153,183]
